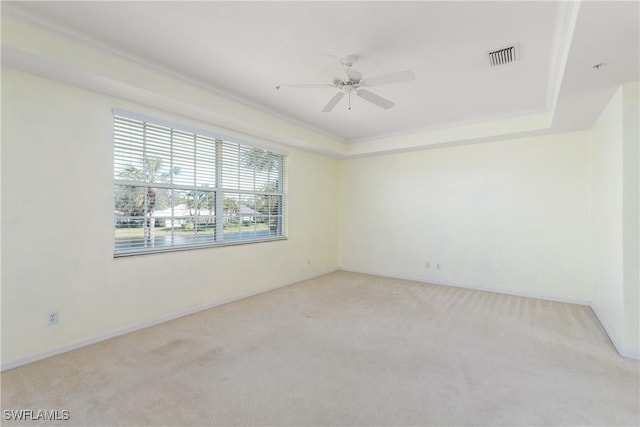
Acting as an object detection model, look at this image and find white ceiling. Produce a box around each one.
[2,1,639,152]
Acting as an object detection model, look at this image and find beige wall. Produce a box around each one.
[1,68,340,367]
[591,82,639,357]
[590,88,625,349]
[622,83,639,356]
[339,132,593,303]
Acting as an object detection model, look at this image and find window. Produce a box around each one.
[113,112,286,257]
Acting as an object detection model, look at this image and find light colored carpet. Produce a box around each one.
[1,271,639,426]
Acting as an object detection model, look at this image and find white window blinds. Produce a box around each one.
[113,113,286,257]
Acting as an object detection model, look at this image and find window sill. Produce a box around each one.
[114,236,288,258]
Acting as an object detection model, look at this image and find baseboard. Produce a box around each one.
[1,268,338,372]
[338,268,592,306]
[590,306,640,361]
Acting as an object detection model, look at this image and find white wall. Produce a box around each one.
[622,83,639,356]
[1,68,339,368]
[622,82,640,357]
[339,132,593,303]
[590,88,625,347]
[590,82,640,358]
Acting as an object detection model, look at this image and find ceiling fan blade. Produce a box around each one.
[322,92,345,112]
[360,70,415,87]
[276,83,337,90]
[356,89,395,109]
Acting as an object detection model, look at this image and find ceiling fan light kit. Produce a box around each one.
[276,55,415,112]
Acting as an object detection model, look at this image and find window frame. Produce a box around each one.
[113,109,287,257]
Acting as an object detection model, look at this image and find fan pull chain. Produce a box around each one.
[348,91,351,110]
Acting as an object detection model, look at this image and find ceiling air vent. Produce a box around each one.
[488,44,520,67]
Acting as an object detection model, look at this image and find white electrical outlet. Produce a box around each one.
[425,261,430,268]
[47,311,59,326]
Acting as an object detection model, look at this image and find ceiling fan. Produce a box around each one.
[275,55,415,112]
